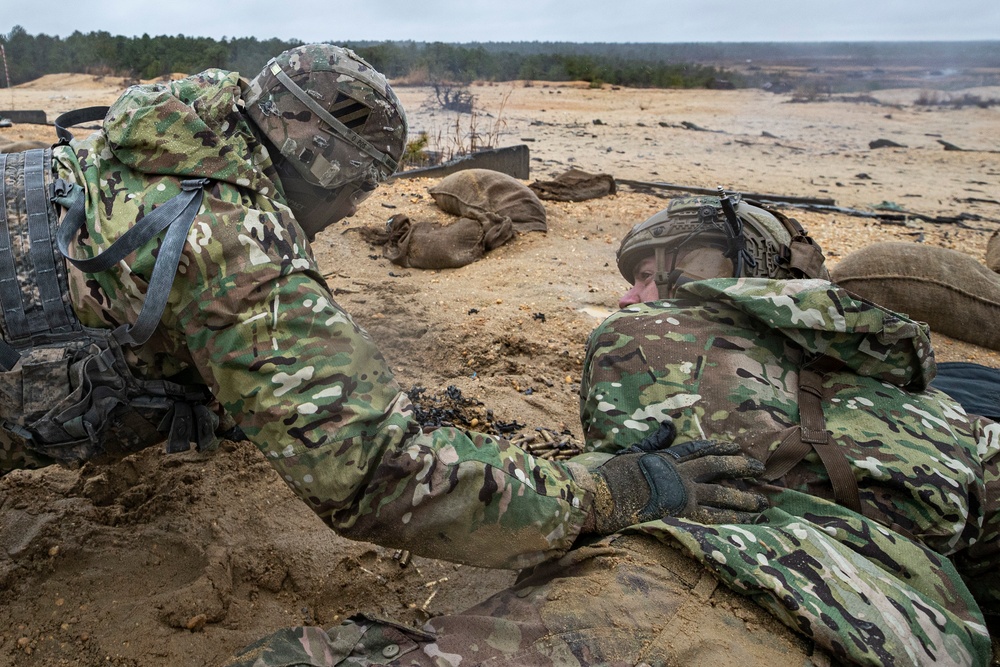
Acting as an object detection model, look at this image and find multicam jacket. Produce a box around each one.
[10,69,593,568]
[580,278,1000,666]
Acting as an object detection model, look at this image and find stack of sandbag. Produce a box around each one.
[379,212,513,269]
[830,241,1000,351]
[428,168,547,233]
[364,169,547,270]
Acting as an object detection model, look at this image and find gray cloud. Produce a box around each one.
[3,0,998,42]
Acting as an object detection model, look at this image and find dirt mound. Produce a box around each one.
[0,439,514,665]
[12,73,123,91]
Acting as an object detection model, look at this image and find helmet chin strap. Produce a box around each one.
[717,189,758,277]
[653,246,686,299]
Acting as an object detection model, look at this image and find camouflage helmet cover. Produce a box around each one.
[245,44,407,190]
[616,194,828,285]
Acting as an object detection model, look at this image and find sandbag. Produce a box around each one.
[831,241,1000,351]
[529,168,616,202]
[986,231,1000,274]
[428,169,547,233]
[379,212,514,270]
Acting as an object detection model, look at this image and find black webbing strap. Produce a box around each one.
[23,149,73,334]
[0,152,30,342]
[0,339,18,371]
[57,178,210,347]
[54,106,110,144]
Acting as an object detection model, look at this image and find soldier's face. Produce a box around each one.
[618,248,734,308]
[619,256,660,308]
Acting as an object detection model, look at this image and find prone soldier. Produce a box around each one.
[228,194,1000,666]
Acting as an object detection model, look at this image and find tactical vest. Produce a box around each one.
[0,147,222,464]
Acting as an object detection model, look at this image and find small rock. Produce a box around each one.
[186,614,208,632]
[81,473,114,505]
[869,138,906,149]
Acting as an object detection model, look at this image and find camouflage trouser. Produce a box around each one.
[225,534,826,667]
[0,428,54,475]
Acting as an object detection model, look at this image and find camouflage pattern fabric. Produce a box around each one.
[14,68,595,568]
[244,44,406,189]
[226,534,828,667]
[225,277,998,667]
[0,424,54,472]
[578,277,1000,665]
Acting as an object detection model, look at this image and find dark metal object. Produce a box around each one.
[393,145,530,181]
[618,179,836,207]
[0,109,47,124]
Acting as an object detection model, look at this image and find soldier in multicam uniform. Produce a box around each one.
[227,194,1000,666]
[0,42,768,656]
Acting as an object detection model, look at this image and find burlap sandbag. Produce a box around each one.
[831,241,1000,351]
[378,212,514,269]
[986,231,1000,274]
[529,168,617,202]
[428,169,547,233]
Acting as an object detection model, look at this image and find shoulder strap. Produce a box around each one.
[763,361,916,540]
[56,177,210,347]
[0,152,29,341]
[0,149,82,371]
[764,368,863,514]
[54,106,111,144]
[23,149,74,334]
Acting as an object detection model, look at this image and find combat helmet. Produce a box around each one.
[245,44,407,234]
[617,190,828,298]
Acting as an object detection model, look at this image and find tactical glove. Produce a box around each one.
[587,437,768,536]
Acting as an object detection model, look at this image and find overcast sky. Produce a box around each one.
[3,0,999,43]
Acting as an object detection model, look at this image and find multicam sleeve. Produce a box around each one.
[174,212,592,570]
[53,74,590,568]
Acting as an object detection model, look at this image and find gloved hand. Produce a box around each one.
[586,435,768,535]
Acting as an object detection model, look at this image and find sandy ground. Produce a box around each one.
[1,73,1000,666]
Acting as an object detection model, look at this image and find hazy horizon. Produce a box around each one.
[3,0,998,44]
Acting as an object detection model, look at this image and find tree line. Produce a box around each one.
[0,27,735,89]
